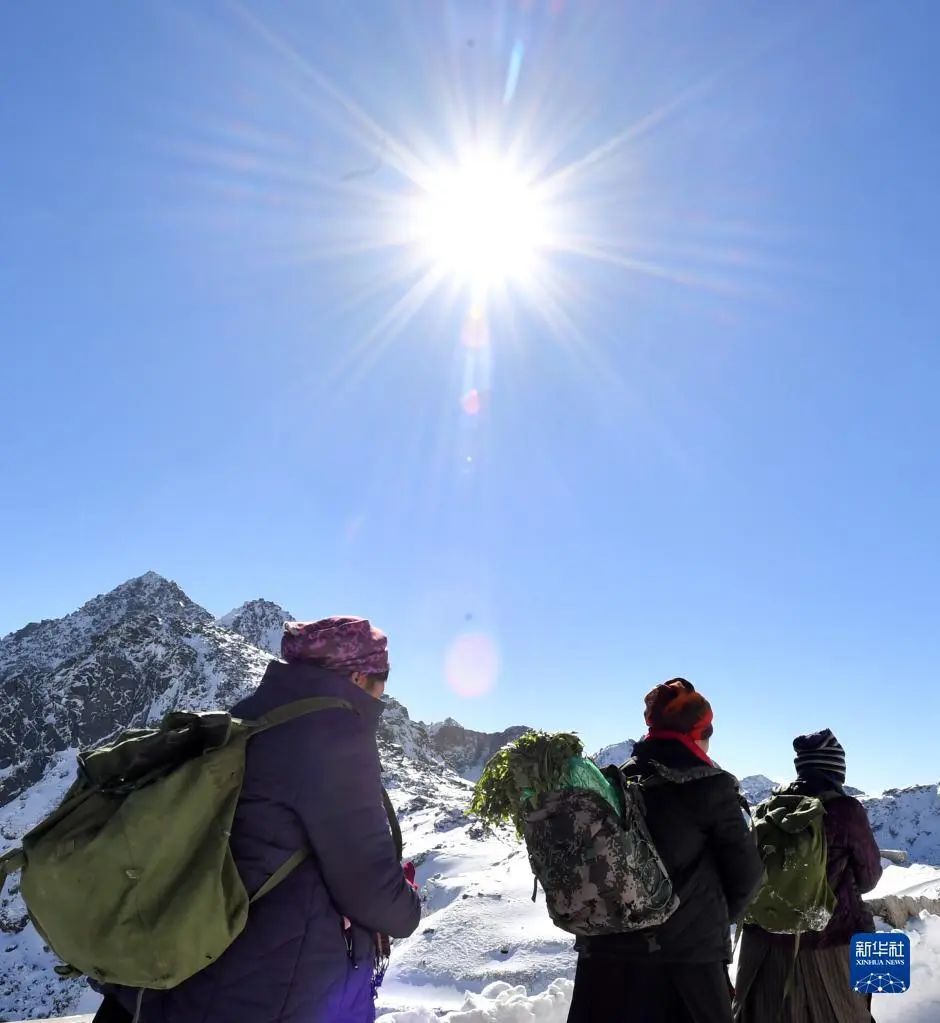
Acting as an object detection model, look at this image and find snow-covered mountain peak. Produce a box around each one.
[593,739,636,768]
[217,599,293,657]
[738,774,778,805]
[0,572,209,677]
[0,575,266,805]
[865,784,940,866]
[81,571,209,625]
[428,717,463,736]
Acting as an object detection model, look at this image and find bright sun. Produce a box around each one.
[413,153,546,296]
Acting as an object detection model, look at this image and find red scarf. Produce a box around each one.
[644,729,715,766]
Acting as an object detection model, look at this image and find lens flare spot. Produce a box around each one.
[462,388,482,415]
[445,632,500,697]
[461,310,490,349]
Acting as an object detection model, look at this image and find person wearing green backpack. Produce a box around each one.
[733,729,882,1022]
[85,616,422,1023]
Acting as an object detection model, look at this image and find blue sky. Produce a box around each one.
[2,2,938,794]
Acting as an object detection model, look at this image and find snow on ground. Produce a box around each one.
[376,754,576,1017]
[0,751,91,1018]
[873,912,940,1021]
[377,979,573,1022]
[871,862,940,900]
[378,768,940,1021]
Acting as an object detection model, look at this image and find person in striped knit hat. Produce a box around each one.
[734,729,882,1023]
[793,728,849,785]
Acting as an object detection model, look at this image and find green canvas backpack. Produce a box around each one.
[0,696,399,994]
[743,791,838,935]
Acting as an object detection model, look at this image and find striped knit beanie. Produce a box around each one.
[793,729,846,784]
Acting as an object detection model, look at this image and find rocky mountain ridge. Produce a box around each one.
[216,598,295,658]
[429,719,532,781]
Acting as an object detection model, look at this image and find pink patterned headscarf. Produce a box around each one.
[281,617,389,676]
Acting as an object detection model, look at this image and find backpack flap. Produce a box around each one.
[744,793,837,934]
[77,712,234,792]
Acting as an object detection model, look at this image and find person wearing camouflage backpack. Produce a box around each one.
[92,616,421,1023]
[733,730,882,1022]
[567,679,763,1023]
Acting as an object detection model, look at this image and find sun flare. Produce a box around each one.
[412,153,547,296]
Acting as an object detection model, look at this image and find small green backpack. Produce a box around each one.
[744,791,838,934]
[0,697,395,994]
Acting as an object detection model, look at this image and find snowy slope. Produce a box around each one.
[865,786,940,867]
[592,740,635,767]
[378,751,576,1015]
[871,863,940,901]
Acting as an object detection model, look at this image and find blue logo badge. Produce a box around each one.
[850,932,911,994]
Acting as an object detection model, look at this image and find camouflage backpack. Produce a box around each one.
[743,791,838,934]
[522,765,679,936]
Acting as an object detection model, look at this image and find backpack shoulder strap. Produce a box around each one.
[382,788,403,861]
[250,848,311,903]
[0,848,24,896]
[247,697,356,736]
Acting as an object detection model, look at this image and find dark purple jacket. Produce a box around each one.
[748,771,882,950]
[112,660,421,1023]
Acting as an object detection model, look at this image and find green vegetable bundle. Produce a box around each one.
[469,730,584,836]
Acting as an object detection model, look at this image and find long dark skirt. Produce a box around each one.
[92,996,134,1023]
[568,954,734,1023]
[733,930,873,1022]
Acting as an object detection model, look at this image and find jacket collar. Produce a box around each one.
[784,769,846,799]
[249,659,386,732]
[643,729,715,766]
[626,736,727,784]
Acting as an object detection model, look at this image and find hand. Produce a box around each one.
[403,861,418,891]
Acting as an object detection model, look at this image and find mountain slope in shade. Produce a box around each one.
[380,699,447,769]
[429,719,532,781]
[217,599,293,658]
